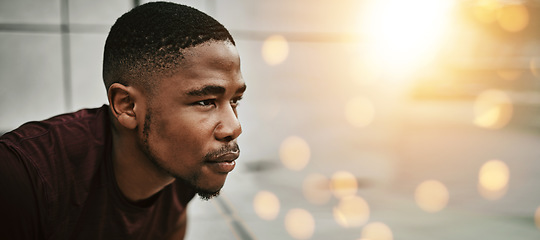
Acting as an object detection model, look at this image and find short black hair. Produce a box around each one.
[103,1,235,93]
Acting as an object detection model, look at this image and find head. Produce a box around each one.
[104,2,245,200]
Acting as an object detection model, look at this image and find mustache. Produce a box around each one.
[204,142,240,161]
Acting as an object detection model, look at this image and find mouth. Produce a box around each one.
[205,151,239,174]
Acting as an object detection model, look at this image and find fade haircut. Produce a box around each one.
[103,1,235,94]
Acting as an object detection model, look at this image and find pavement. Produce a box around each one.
[186,99,540,240]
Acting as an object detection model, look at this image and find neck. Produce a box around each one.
[111,130,175,203]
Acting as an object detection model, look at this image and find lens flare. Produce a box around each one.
[478,159,509,200]
[330,171,358,199]
[474,89,513,129]
[279,136,310,171]
[333,195,370,228]
[262,35,289,66]
[415,180,449,213]
[253,191,280,220]
[474,0,502,23]
[360,0,455,77]
[345,96,375,128]
[360,222,393,240]
[303,173,332,205]
[285,208,315,240]
[497,4,529,32]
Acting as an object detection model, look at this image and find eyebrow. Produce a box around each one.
[186,84,246,97]
[186,85,226,96]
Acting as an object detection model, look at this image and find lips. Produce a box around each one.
[205,151,239,173]
[207,151,239,163]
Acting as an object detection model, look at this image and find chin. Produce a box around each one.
[197,189,221,201]
[175,172,227,200]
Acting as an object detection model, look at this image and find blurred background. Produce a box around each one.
[2,0,540,239]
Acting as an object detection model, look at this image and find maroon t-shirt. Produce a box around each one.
[0,105,196,239]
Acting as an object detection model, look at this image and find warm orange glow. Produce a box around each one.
[330,171,358,199]
[360,222,393,240]
[285,208,315,240]
[496,70,522,81]
[302,173,332,205]
[535,206,540,230]
[279,136,310,171]
[333,195,370,228]
[473,89,513,129]
[415,180,449,213]
[262,35,289,66]
[345,96,375,128]
[253,191,280,220]
[478,160,509,200]
[474,0,502,23]
[497,4,529,32]
[360,0,455,76]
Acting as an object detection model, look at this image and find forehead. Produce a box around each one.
[156,41,244,94]
[182,41,240,70]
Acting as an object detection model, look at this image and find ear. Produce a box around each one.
[108,83,139,130]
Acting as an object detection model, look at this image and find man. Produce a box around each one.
[0,2,246,239]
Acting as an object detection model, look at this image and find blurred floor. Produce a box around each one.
[186,98,540,240]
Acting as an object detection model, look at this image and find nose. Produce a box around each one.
[214,105,242,142]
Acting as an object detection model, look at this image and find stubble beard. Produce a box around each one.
[140,109,222,200]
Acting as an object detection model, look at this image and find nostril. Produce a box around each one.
[221,136,233,142]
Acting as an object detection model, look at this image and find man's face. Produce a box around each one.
[139,41,246,199]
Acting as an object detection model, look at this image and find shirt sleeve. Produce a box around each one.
[0,142,43,239]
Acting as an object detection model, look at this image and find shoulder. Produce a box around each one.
[1,105,110,146]
[0,105,112,237]
[0,105,111,186]
[1,105,110,162]
[0,139,44,238]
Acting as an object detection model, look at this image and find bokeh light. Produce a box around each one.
[253,190,280,220]
[473,89,513,129]
[262,35,289,66]
[302,173,332,205]
[279,136,311,171]
[333,195,370,228]
[478,159,510,200]
[285,208,315,240]
[345,96,375,128]
[330,171,358,199]
[497,4,529,32]
[415,180,449,213]
[360,222,393,240]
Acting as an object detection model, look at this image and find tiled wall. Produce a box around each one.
[0,0,225,131]
[0,0,366,134]
[0,0,124,131]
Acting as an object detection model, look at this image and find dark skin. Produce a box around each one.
[107,41,245,239]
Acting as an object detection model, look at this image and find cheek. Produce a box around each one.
[151,113,215,158]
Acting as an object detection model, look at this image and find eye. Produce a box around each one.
[230,96,243,107]
[195,99,216,107]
